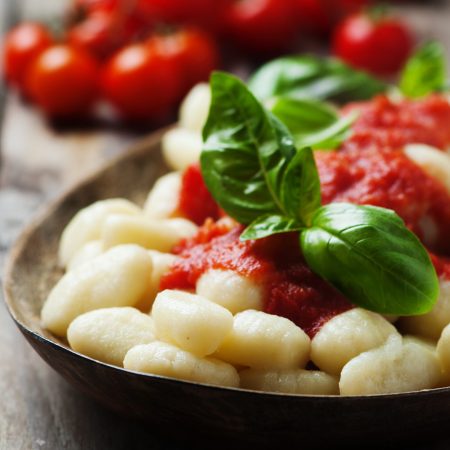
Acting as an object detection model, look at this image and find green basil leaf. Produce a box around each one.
[400,42,447,98]
[300,203,439,315]
[241,214,304,241]
[201,72,297,224]
[280,147,321,226]
[268,97,337,131]
[249,55,387,103]
[269,97,357,150]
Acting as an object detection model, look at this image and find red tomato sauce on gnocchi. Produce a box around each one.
[342,94,450,151]
[160,220,352,337]
[316,148,450,254]
[163,94,450,337]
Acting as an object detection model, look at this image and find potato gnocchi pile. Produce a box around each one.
[41,84,450,396]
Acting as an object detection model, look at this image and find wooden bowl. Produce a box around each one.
[4,129,450,448]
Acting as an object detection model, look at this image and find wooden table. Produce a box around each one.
[1,1,450,449]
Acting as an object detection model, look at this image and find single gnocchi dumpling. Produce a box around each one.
[196,269,263,314]
[179,83,211,132]
[143,172,182,219]
[240,368,339,395]
[311,308,399,375]
[162,128,202,171]
[339,334,442,395]
[101,215,198,253]
[123,341,239,387]
[215,310,310,370]
[67,307,155,366]
[67,240,103,271]
[152,290,233,357]
[58,198,141,267]
[399,280,450,341]
[134,250,177,312]
[404,143,450,194]
[41,245,152,337]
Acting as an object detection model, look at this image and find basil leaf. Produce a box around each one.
[269,97,357,150]
[201,72,297,224]
[300,203,439,315]
[268,97,337,131]
[249,55,387,103]
[280,147,321,226]
[400,42,447,98]
[241,214,304,241]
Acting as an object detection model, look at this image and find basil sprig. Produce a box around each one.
[400,42,447,98]
[248,55,388,103]
[201,72,320,227]
[201,72,439,316]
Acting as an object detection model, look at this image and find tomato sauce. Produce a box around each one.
[178,163,221,225]
[160,220,352,337]
[315,147,450,254]
[163,94,450,336]
[342,95,450,151]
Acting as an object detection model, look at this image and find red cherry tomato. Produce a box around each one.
[26,45,99,117]
[147,28,219,97]
[4,22,53,91]
[223,0,298,54]
[67,10,148,60]
[67,11,120,60]
[102,43,181,121]
[332,12,414,76]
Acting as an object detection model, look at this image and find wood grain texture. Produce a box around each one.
[1,1,450,449]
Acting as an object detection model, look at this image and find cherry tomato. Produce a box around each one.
[147,28,219,97]
[4,22,53,91]
[332,11,414,76]
[26,45,99,117]
[102,43,181,121]
[67,10,148,60]
[67,11,120,60]
[223,0,298,54]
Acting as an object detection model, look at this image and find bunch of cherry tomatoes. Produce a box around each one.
[3,0,413,123]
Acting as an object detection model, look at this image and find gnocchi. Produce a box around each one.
[339,335,442,395]
[162,128,202,171]
[124,341,239,387]
[143,172,182,219]
[101,215,198,252]
[152,290,233,357]
[311,308,399,375]
[67,307,155,366]
[42,244,152,336]
[59,199,141,267]
[215,310,311,370]
[196,269,263,314]
[399,280,450,341]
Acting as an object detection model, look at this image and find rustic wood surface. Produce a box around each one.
[1,1,450,449]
